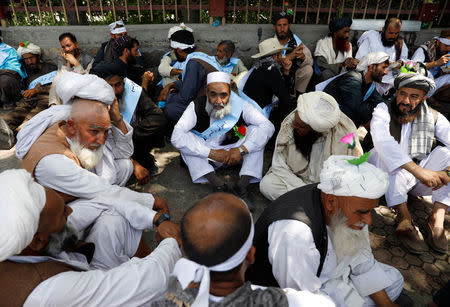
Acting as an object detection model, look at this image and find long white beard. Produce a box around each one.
[205,98,232,119]
[70,137,104,170]
[44,223,81,257]
[328,209,370,262]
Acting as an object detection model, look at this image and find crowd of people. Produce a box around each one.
[0,12,449,307]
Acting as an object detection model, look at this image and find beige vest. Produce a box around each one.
[0,260,79,307]
[22,121,81,203]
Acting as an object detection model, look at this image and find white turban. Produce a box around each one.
[297,91,340,133]
[17,42,41,58]
[207,71,230,85]
[394,73,436,97]
[356,51,390,73]
[0,169,46,261]
[109,20,126,34]
[318,155,389,199]
[55,72,115,105]
[168,22,193,39]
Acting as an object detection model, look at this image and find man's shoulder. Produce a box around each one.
[42,61,58,72]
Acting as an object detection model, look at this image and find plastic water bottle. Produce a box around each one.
[212,19,221,27]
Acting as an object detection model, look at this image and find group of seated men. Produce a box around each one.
[0,12,449,307]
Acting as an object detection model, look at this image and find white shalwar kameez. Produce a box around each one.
[8,238,181,307]
[369,103,450,207]
[355,30,408,94]
[171,101,274,183]
[268,220,404,307]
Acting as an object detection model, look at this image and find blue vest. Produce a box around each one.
[218,57,240,74]
[182,52,222,81]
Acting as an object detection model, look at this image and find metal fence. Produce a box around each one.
[4,0,449,26]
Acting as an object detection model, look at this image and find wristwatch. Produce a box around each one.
[155,213,170,227]
[239,146,247,157]
[445,169,450,178]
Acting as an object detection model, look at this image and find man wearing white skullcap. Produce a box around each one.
[260,91,362,201]
[0,42,56,149]
[249,155,411,307]
[370,71,450,254]
[158,23,195,87]
[151,193,334,307]
[16,72,181,271]
[323,51,389,128]
[172,71,274,210]
[93,20,127,67]
[0,169,181,306]
[412,29,450,77]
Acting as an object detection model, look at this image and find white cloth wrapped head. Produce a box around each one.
[17,42,41,58]
[318,155,389,199]
[0,169,46,261]
[297,91,340,133]
[394,73,436,97]
[434,36,450,45]
[109,20,126,34]
[55,72,115,105]
[168,22,193,39]
[207,71,230,85]
[172,216,254,307]
[356,51,390,73]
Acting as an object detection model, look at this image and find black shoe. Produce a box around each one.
[232,184,254,212]
[213,184,229,193]
[394,292,414,307]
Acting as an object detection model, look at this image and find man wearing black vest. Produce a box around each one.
[171,72,274,210]
[369,72,450,255]
[247,155,410,307]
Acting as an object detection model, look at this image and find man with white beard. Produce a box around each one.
[171,71,274,210]
[0,169,181,306]
[19,72,181,271]
[247,155,411,307]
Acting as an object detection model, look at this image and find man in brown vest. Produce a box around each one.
[0,169,181,307]
[20,74,181,270]
[369,71,450,254]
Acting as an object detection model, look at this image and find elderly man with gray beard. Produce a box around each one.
[171,71,274,210]
[247,155,411,307]
[18,72,181,272]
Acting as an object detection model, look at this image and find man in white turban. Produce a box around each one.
[260,91,362,201]
[248,155,411,307]
[1,42,57,149]
[93,20,127,67]
[323,52,389,129]
[0,169,181,306]
[172,71,274,211]
[151,193,335,307]
[15,72,181,271]
[370,72,450,254]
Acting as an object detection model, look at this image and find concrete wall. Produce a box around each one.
[1,24,445,68]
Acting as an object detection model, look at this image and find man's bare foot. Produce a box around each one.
[132,159,150,185]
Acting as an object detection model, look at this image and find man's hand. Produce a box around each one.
[157,83,175,102]
[61,51,80,67]
[109,97,122,122]
[342,57,359,69]
[142,71,155,85]
[156,220,181,246]
[170,68,183,76]
[22,88,39,99]
[209,149,231,164]
[436,54,450,67]
[153,196,170,214]
[281,57,293,75]
[415,168,450,190]
[132,159,150,185]
[228,147,243,165]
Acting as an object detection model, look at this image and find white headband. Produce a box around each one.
[109,20,125,32]
[207,71,230,85]
[434,36,450,45]
[170,40,195,50]
[172,219,254,307]
[111,27,127,35]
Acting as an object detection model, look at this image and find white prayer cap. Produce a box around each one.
[17,42,41,58]
[109,20,126,34]
[168,22,193,39]
[297,91,340,133]
[434,37,450,45]
[318,155,389,199]
[207,71,231,85]
[55,72,115,105]
[0,169,46,261]
[356,51,390,73]
[172,215,254,307]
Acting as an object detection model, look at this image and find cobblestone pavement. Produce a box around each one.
[1,142,448,305]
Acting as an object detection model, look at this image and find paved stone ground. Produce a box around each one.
[1,140,448,305]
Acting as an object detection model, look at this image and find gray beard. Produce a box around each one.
[70,136,104,170]
[328,209,370,263]
[205,98,232,119]
[215,55,230,66]
[44,223,81,257]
